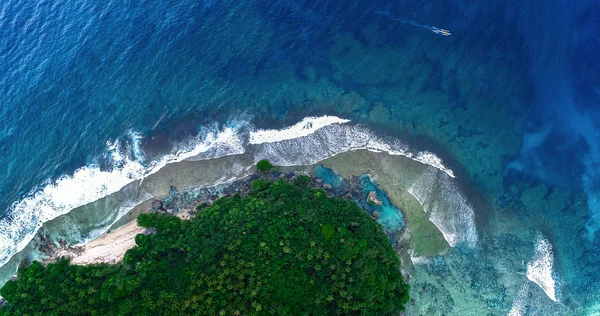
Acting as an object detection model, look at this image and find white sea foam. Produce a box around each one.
[508,284,529,316]
[407,168,478,247]
[526,235,559,302]
[249,116,351,145]
[250,116,455,177]
[414,152,455,178]
[0,160,146,267]
[129,130,145,162]
[146,126,245,174]
[0,115,457,269]
[407,249,431,265]
[406,168,438,208]
[0,125,246,268]
[106,138,124,163]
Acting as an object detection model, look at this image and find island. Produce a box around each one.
[0,161,409,315]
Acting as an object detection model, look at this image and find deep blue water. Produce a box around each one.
[1,0,600,313]
[2,0,597,215]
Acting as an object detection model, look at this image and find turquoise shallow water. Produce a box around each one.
[1,0,599,314]
[356,174,404,232]
[314,165,405,231]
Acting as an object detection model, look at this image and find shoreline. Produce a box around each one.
[52,165,417,266]
[1,116,463,274]
[25,149,453,269]
[69,220,146,265]
[46,203,198,266]
[0,148,580,314]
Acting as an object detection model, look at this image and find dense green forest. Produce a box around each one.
[0,177,409,315]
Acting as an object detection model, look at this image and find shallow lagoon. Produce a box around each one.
[315,165,405,232]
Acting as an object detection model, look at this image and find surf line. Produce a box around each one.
[371,8,451,37]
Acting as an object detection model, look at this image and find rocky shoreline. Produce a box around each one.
[36,169,407,266]
[148,170,398,222]
[4,148,577,315]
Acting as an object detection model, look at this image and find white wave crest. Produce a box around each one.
[407,249,431,265]
[250,116,455,177]
[526,235,559,302]
[249,116,351,145]
[0,115,457,269]
[407,168,478,247]
[0,160,146,267]
[414,152,455,178]
[508,284,529,316]
[129,130,145,162]
[146,126,245,174]
[0,125,246,268]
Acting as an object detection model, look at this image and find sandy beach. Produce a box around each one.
[67,220,146,265]
[65,206,196,265]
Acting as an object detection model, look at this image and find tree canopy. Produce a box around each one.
[0,178,409,315]
[255,159,276,172]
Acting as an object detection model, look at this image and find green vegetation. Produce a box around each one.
[0,180,409,315]
[256,159,275,172]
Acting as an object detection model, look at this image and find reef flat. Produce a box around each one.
[0,146,578,314]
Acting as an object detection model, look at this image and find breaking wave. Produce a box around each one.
[249,116,351,144]
[408,249,432,265]
[407,168,478,247]
[508,284,529,316]
[0,125,244,268]
[250,116,455,177]
[0,115,456,269]
[526,235,559,302]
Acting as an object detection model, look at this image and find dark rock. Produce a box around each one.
[196,202,209,210]
[144,227,157,235]
[367,191,382,205]
[151,199,164,210]
[279,173,286,179]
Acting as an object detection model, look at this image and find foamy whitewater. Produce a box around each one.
[0,115,456,269]
[249,116,351,144]
[250,117,455,178]
[408,249,431,265]
[508,284,529,316]
[0,125,244,268]
[0,162,146,268]
[407,168,478,247]
[526,235,559,302]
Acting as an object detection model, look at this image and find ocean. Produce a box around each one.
[1,0,599,314]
